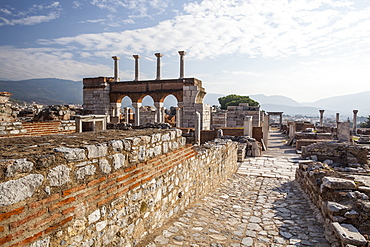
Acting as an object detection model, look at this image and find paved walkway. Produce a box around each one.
[143,131,330,247]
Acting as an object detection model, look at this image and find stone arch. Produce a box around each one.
[83,77,209,128]
[120,96,133,124]
[140,95,157,125]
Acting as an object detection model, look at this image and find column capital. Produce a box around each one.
[178,51,186,56]
[112,56,120,60]
[133,55,140,59]
[155,53,164,58]
[353,109,358,114]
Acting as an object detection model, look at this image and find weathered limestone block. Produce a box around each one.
[54,147,86,161]
[113,153,125,170]
[85,144,108,159]
[151,133,161,143]
[75,165,96,180]
[161,133,170,141]
[88,209,101,224]
[122,139,132,151]
[99,158,111,174]
[110,140,123,152]
[47,164,71,186]
[0,174,44,206]
[138,146,146,162]
[125,137,141,146]
[2,159,34,177]
[30,236,50,247]
[332,222,367,246]
[322,177,356,190]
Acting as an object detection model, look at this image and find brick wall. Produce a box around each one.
[0,121,76,138]
[0,129,238,246]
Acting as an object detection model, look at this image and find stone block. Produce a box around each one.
[110,140,123,152]
[85,144,108,158]
[322,177,356,190]
[3,159,34,177]
[113,153,125,170]
[88,209,101,224]
[0,174,44,206]
[75,165,96,180]
[332,222,367,246]
[99,158,111,174]
[54,147,86,162]
[47,164,71,186]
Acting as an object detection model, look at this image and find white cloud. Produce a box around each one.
[0,2,61,26]
[36,0,370,61]
[73,1,82,9]
[0,46,114,81]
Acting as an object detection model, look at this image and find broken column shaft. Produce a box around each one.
[133,55,140,81]
[155,53,164,80]
[178,51,186,79]
[112,56,120,82]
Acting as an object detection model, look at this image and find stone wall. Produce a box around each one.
[0,121,76,138]
[302,142,368,164]
[0,129,238,246]
[296,162,370,246]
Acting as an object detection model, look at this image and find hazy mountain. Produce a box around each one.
[0,78,82,105]
[249,94,301,107]
[1,78,369,117]
[307,91,370,115]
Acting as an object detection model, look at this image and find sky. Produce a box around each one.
[1,0,370,103]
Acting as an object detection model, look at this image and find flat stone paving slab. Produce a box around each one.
[142,131,330,246]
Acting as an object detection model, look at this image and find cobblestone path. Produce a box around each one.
[143,131,330,247]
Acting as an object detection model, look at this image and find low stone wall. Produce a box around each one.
[302,142,368,164]
[0,129,238,246]
[296,139,333,150]
[296,162,370,246]
[0,120,76,138]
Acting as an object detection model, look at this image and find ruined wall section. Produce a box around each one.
[0,129,238,246]
[0,121,76,138]
[296,162,370,246]
[83,77,112,115]
[302,142,368,164]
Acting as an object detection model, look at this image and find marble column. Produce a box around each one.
[353,110,358,135]
[319,110,325,127]
[112,56,120,82]
[155,53,164,80]
[176,107,181,127]
[154,102,163,122]
[132,102,142,126]
[133,55,140,81]
[178,51,186,79]
[125,107,130,124]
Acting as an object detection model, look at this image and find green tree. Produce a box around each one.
[360,115,370,128]
[218,94,259,110]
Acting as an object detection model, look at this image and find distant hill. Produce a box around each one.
[307,91,370,114]
[1,78,370,117]
[0,78,82,105]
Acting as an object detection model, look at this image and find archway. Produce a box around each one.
[140,95,156,124]
[163,94,179,127]
[120,96,133,124]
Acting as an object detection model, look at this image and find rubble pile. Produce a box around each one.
[33,105,82,121]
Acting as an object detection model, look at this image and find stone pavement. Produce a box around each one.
[142,131,330,247]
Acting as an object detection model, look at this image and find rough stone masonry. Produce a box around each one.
[0,129,238,246]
